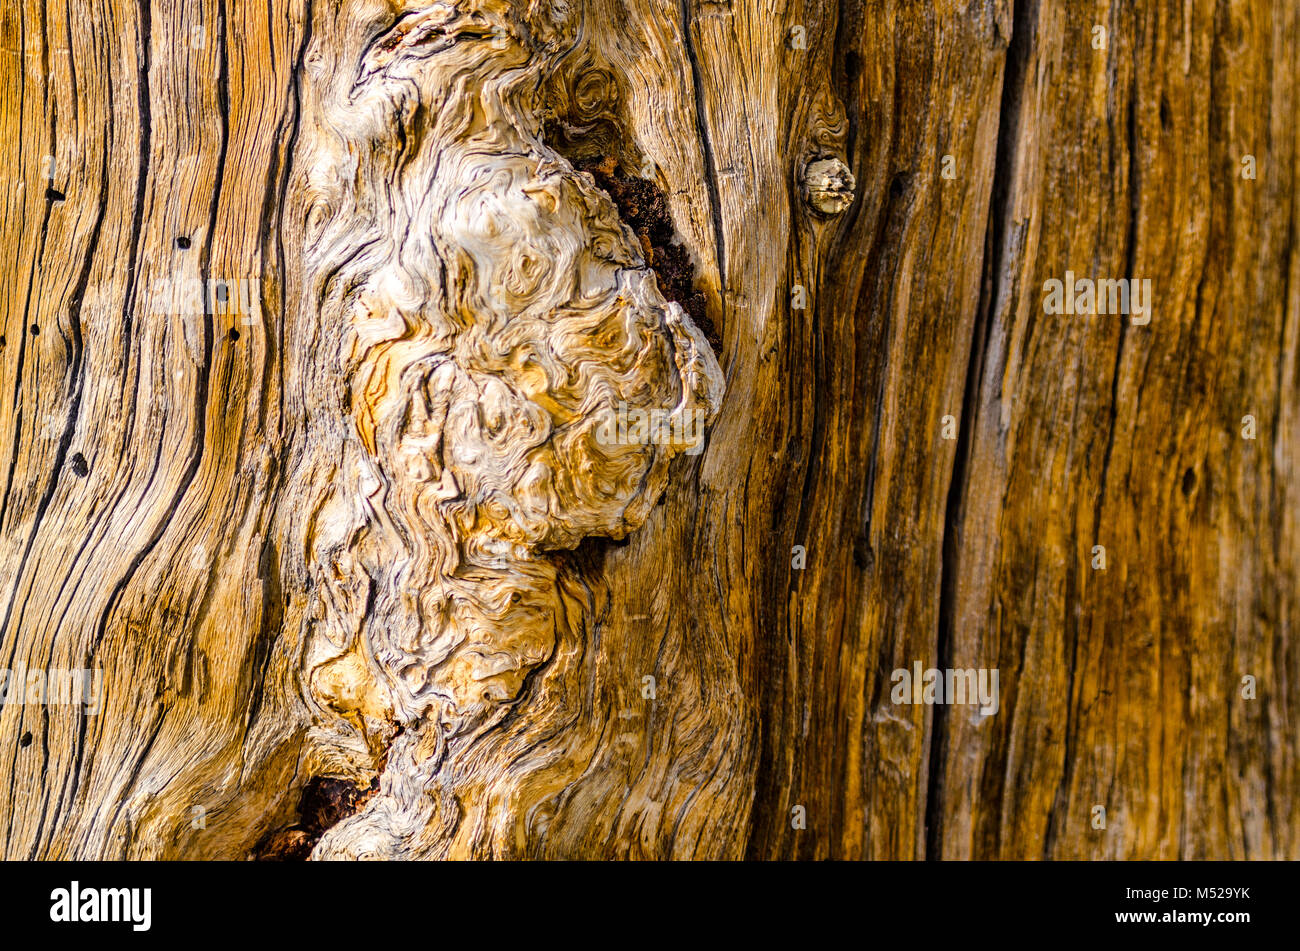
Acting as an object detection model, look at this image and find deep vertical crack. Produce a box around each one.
[928,0,1034,860]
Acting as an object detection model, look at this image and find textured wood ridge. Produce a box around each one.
[0,0,1296,860]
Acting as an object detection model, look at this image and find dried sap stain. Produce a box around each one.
[253,775,379,861]
[571,155,720,353]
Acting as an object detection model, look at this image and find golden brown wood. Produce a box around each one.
[0,0,1295,860]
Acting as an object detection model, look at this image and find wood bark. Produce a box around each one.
[0,0,1296,859]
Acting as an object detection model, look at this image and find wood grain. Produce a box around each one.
[0,0,1295,859]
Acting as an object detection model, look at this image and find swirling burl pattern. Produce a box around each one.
[290,0,722,853]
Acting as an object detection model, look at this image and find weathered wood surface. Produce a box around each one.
[0,0,1295,859]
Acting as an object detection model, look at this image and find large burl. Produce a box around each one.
[283,0,722,857]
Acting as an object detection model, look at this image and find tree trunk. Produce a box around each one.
[0,0,1296,860]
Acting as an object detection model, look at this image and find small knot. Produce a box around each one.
[802,157,855,216]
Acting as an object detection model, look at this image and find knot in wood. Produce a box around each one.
[802,156,855,215]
